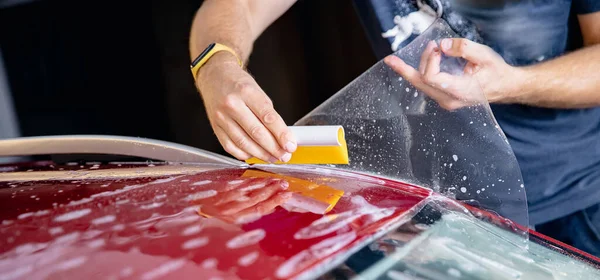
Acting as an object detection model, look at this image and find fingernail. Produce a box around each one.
[268,157,279,163]
[281,153,292,163]
[285,141,297,153]
[441,39,452,50]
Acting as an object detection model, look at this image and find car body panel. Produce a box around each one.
[0,162,431,279]
[1,161,599,280]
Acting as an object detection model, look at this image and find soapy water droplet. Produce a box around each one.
[226,229,266,249]
[56,256,87,271]
[462,176,467,181]
[228,180,244,185]
[452,155,458,162]
[234,213,262,224]
[48,227,64,235]
[55,232,81,245]
[112,224,126,231]
[149,177,179,185]
[239,183,266,192]
[140,202,164,210]
[181,225,203,236]
[91,215,116,225]
[181,236,209,250]
[18,210,50,220]
[54,209,92,222]
[184,190,217,201]
[15,242,48,255]
[238,251,259,267]
[87,238,106,249]
[141,259,186,280]
[201,258,218,269]
[192,180,212,186]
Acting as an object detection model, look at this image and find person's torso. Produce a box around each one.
[452,0,600,224]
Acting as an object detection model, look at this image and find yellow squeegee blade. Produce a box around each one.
[245,127,349,165]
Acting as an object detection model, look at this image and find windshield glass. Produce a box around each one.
[295,19,528,239]
[351,196,600,280]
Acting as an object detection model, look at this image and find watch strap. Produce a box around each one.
[190,43,243,81]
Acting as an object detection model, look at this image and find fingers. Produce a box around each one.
[216,114,278,163]
[230,103,290,162]
[384,54,448,101]
[423,46,441,78]
[384,55,421,86]
[213,126,251,160]
[384,45,472,111]
[219,81,292,162]
[439,38,495,65]
[422,49,485,106]
[419,41,438,75]
[241,85,297,154]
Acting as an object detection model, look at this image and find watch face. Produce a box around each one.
[191,43,216,67]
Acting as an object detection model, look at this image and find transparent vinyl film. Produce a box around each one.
[295,19,528,236]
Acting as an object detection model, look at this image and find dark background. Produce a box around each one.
[0,0,378,157]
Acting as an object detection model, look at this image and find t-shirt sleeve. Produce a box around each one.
[573,0,600,14]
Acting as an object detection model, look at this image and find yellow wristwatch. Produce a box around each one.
[190,43,243,81]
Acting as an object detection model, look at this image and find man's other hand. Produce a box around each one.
[384,38,523,110]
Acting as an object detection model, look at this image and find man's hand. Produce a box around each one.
[384,38,523,110]
[196,53,297,163]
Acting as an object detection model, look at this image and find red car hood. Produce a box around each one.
[0,162,430,279]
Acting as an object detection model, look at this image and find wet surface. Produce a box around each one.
[0,164,429,279]
[360,210,600,280]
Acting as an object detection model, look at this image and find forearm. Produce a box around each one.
[189,0,295,67]
[510,44,600,108]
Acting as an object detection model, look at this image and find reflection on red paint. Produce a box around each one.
[0,165,429,279]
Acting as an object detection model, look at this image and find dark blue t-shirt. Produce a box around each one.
[451,0,600,225]
[356,0,600,225]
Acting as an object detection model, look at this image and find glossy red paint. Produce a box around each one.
[0,162,430,280]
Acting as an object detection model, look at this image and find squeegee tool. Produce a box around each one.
[245,125,349,165]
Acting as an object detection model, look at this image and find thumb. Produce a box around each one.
[439,38,495,65]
